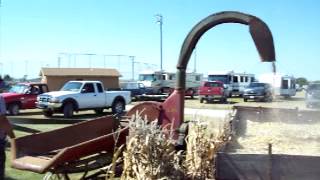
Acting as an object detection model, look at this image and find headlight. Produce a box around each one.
[49,97,60,103]
[36,96,40,101]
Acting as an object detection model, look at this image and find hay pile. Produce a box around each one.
[235,120,320,155]
[119,114,231,180]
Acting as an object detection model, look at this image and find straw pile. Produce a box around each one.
[119,113,231,180]
[235,120,320,155]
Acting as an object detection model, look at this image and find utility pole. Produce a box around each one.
[57,56,61,68]
[155,14,163,71]
[193,47,197,73]
[130,56,135,80]
[103,55,106,68]
[25,60,28,79]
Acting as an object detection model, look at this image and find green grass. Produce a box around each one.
[5,150,43,180]
[4,124,71,180]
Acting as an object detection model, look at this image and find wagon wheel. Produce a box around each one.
[47,152,114,179]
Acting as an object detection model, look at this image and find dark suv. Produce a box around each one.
[305,83,320,108]
[243,82,273,102]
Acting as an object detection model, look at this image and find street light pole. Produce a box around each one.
[155,14,163,71]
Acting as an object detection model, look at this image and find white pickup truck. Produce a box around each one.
[36,80,131,118]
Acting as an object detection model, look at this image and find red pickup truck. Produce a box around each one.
[198,81,227,103]
[0,82,49,115]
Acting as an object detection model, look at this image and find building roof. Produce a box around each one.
[40,68,121,77]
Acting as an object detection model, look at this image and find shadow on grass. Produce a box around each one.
[5,176,18,180]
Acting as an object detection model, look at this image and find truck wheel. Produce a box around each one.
[8,103,20,115]
[190,90,195,99]
[200,98,204,103]
[43,110,53,117]
[94,108,104,114]
[220,98,227,103]
[63,103,74,118]
[112,100,125,115]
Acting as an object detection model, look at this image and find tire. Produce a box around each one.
[220,98,227,103]
[8,103,20,115]
[94,108,104,114]
[112,100,125,115]
[188,89,195,99]
[200,98,204,103]
[43,110,53,117]
[63,102,74,118]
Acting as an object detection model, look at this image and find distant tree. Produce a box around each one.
[296,77,308,86]
[3,74,12,81]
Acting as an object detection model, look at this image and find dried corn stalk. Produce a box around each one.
[184,116,231,179]
[119,112,231,180]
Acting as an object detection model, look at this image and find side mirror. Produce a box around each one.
[24,89,31,94]
[223,84,228,89]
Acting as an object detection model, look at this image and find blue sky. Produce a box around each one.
[0,0,319,80]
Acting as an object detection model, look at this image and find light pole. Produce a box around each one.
[155,14,163,71]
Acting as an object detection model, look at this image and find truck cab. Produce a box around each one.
[0,83,49,115]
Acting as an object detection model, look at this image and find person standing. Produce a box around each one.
[0,95,7,179]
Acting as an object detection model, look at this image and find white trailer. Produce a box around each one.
[258,73,296,97]
[138,70,203,97]
[207,71,255,97]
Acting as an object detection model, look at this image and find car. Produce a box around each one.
[243,82,273,102]
[0,82,49,115]
[198,81,227,103]
[36,80,131,118]
[305,83,320,108]
[120,82,152,100]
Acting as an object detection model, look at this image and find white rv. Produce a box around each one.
[258,73,296,97]
[207,71,255,97]
[138,70,203,97]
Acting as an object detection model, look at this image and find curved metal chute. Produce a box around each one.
[176,11,276,89]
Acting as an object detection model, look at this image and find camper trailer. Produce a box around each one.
[138,70,203,97]
[258,73,296,97]
[207,71,255,97]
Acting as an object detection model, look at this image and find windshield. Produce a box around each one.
[139,74,155,81]
[208,75,230,84]
[9,84,29,94]
[61,82,82,91]
[248,83,265,88]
